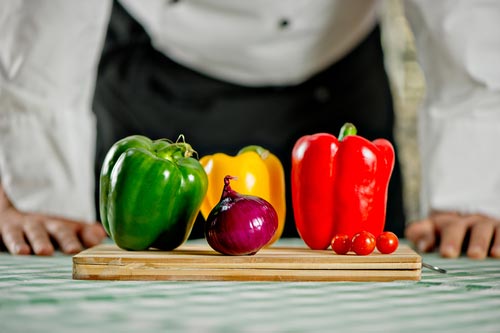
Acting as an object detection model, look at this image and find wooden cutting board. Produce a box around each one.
[73,243,421,282]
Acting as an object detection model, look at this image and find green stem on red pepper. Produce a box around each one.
[338,122,357,141]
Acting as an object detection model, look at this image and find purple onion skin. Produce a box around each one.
[205,176,278,255]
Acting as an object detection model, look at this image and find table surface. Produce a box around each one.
[1,238,499,333]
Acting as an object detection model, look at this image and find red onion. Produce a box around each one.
[205,175,278,255]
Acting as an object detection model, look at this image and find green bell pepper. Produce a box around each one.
[99,135,208,251]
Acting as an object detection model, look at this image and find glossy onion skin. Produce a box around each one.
[205,177,278,255]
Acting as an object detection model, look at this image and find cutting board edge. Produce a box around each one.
[72,243,422,282]
[73,265,422,282]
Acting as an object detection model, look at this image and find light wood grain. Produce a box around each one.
[72,244,421,282]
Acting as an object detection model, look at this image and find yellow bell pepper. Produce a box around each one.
[199,145,286,245]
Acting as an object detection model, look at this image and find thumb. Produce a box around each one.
[405,219,436,253]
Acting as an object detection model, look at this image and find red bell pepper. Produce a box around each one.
[291,123,395,250]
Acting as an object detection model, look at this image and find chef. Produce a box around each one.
[1,0,499,259]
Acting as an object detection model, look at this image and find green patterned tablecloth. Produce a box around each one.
[1,239,499,333]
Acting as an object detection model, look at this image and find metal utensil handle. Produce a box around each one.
[422,262,447,274]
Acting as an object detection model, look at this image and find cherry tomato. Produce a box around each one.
[331,234,351,255]
[351,231,376,256]
[376,231,399,254]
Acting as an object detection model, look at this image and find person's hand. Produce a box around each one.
[0,184,107,255]
[405,211,500,259]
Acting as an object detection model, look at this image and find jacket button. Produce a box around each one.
[278,18,290,29]
[315,86,330,103]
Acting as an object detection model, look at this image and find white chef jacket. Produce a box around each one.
[0,0,499,223]
[405,0,500,218]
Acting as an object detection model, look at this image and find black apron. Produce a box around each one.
[93,1,406,239]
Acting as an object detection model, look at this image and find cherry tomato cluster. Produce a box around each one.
[331,231,399,255]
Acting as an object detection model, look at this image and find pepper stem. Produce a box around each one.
[154,134,197,160]
[338,123,357,141]
[237,145,270,159]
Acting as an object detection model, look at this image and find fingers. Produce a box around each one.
[51,216,106,250]
[490,225,500,258]
[1,199,101,255]
[45,220,83,254]
[1,215,56,255]
[23,217,55,255]
[409,212,500,259]
[437,215,468,258]
[1,223,31,255]
[405,219,436,253]
[465,216,494,259]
